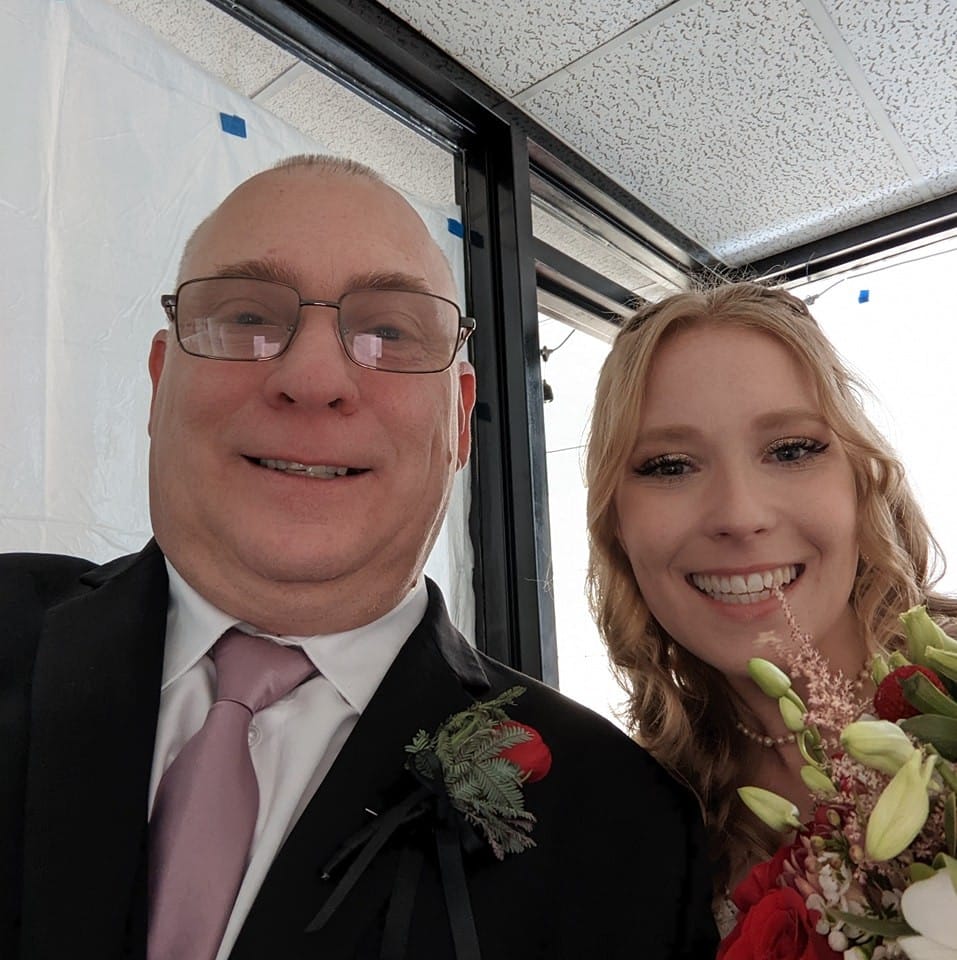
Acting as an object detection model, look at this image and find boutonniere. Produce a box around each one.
[306,686,551,959]
[405,685,552,859]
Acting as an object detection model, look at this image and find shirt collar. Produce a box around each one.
[162,560,427,712]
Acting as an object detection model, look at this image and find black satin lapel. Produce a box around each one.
[20,544,168,959]
[232,587,490,959]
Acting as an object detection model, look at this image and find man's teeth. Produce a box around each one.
[259,458,350,479]
[690,565,799,605]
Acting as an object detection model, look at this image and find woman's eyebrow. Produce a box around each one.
[632,424,704,445]
[633,409,827,446]
[752,408,829,431]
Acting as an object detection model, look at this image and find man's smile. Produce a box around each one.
[251,457,370,479]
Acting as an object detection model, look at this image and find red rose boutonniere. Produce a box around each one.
[405,686,552,859]
[498,721,552,784]
[308,687,551,958]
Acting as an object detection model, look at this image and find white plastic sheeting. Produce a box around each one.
[0,0,474,638]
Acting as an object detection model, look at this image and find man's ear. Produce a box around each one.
[147,330,168,437]
[455,361,477,469]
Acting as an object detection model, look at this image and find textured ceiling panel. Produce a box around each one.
[823,0,957,186]
[261,71,456,206]
[377,0,671,96]
[521,0,927,265]
[108,0,297,97]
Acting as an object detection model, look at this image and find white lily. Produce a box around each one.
[841,719,917,776]
[865,750,935,861]
[898,869,957,959]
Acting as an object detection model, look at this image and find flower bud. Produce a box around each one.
[924,646,957,685]
[900,605,957,663]
[747,658,793,698]
[870,655,890,685]
[827,929,848,951]
[779,695,807,732]
[738,785,802,833]
[865,750,935,862]
[840,719,917,776]
[800,765,838,797]
[497,722,552,783]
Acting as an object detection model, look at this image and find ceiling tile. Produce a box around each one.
[823,0,957,185]
[262,70,456,206]
[106,0,297,97]
[522,0,927,264]
[377,0,671,96]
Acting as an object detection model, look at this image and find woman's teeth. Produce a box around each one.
[259,458,350,479]
[690,565,800,605]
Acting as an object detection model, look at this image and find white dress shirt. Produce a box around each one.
[148,561,427,960]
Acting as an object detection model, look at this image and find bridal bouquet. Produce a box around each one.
[721,600,957,960]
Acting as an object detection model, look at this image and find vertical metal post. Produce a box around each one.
[461,122,558,685]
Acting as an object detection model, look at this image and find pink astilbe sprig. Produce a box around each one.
[770,586,867,749]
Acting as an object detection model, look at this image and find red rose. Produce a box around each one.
[498,722,552,783]
[731,843,791,913]
[873,665,947,721]
[718,887,839,960]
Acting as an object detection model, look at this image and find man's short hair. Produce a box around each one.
[177,154,384,283]
[269,154,383,182]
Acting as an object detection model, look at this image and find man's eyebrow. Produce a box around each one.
[208,262,436,296]
[212,258,302,287]
[347,271,434,295]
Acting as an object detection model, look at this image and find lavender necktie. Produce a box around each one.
[147,628,317,960]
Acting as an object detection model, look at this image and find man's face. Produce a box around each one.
[147,168,475,632]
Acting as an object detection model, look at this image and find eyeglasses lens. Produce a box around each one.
[176,278,297,360]
[339,290,460,372]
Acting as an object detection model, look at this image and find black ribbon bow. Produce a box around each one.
[305,754,483,960]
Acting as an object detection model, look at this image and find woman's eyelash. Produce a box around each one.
[635,454,693,476]
[766,437,829,461]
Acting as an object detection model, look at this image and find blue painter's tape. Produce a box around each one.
[220,113,247,139]
[447,218,464,238]
[858,289,870,303]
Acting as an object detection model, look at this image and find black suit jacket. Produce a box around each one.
[1,542,717,959]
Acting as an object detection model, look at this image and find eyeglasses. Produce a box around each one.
[161,276,475,373]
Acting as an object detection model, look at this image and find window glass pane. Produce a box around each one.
[539,312,622,726]
[790,233,957,594]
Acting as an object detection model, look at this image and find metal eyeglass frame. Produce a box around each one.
[161,276,476,374]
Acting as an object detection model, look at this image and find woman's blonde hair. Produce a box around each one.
[585,282,954,887]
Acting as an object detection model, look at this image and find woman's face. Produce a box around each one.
[614,323,862,680]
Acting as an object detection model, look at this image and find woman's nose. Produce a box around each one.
[704,464,775,540]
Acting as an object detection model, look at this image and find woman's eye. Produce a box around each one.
[635,455,694,477]
[767,437,828,463]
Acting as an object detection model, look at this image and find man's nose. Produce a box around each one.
[261,306,361,411]
[704,463,775,540]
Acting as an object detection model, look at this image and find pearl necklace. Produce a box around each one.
[735,664,873,748]
[734,721,797,748]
